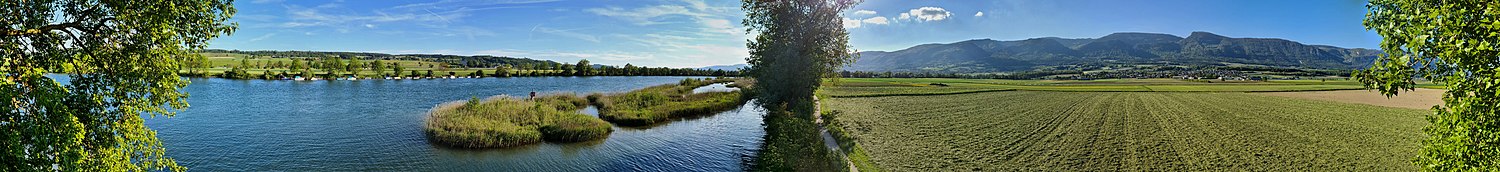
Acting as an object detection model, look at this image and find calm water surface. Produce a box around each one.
[142,76,766,171]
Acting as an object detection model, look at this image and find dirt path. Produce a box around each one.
[1257,88,1444,109]
[813,96,859,172]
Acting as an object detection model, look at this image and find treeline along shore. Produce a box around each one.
[180,49,743,80]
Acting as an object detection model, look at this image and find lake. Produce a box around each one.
[141,76,766,171]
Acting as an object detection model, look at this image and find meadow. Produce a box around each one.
[817,78,1436,171]
[820,78,1377,98]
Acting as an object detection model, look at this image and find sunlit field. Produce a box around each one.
[819,78,1435,171]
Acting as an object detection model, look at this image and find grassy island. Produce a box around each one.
[592,78,752,127]
[423,94,612,148]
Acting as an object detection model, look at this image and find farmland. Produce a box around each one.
[818,78,1435,171]
[818,78,1407,98]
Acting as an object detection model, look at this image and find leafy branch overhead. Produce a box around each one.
[1357,0,1500,170]
[3,0,237,171]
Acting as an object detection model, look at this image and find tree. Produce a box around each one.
[743,0,860,115]
[370,60,386,76]
[743,0,859,171]
[1,0,236,171]
[624,63,636,75]
[1357,0,1500,170]
[185,55,209,75]
[496,65,512,77]
[575,59,591,76]
[290,59,305,71]
[347,59,363,77]
[392,62,405,77]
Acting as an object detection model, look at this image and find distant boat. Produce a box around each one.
[293,76,306,81]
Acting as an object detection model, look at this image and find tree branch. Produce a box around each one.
[2,22,86,37]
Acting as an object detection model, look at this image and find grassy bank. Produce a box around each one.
[423,94,612,148]
[593,78,748,127]
[820,91,1427,171]
[751,110,850,172]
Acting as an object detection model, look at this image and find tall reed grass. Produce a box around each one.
[594,78,750,126]
[424,93,611,148]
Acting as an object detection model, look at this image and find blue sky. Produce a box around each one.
[209,0,1380,68]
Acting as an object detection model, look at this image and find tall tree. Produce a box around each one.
[1358,0,1500,170]
[370,60,386,76]
[392,62,404,77]
[624,63,636,76]
[743,0,859,171]
[1,0,236,171]
[743,0,860,114]
[346,59,362,77]
[496,64,512,77]
[575,59,591,76]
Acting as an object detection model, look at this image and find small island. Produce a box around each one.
[593,78,752,127]
[423,94,612,148]
[424,78,753,148]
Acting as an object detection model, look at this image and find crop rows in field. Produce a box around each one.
[820,78,1369,97]
[821,91,1427,171]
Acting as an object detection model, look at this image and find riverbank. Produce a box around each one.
[423,94,612,148]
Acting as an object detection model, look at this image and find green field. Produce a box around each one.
[819,78,1382,97]
[815,78,1435,171]
[821,91,1427,171]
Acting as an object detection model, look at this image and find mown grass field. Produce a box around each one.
[821,91,1428,171]
[819,78,1387,97]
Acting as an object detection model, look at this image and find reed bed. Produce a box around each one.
[594,78,749,126]
[424,93,611,148]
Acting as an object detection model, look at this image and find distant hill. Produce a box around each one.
[847,32,1382,73]
[699,64,749,71]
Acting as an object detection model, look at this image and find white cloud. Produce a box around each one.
[898,13,911,20]
[248,33,277,42]
[852,10,877,16]
[843,18,862,28]
[975,11,984,17]
[908,7,952,22]
[584,0,742,36]
[363,24,376,28]
[861,17,889,25]
[586,5,702,25]
[535,27,600,43]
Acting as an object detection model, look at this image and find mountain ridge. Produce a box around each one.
[847,32,1382,73]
